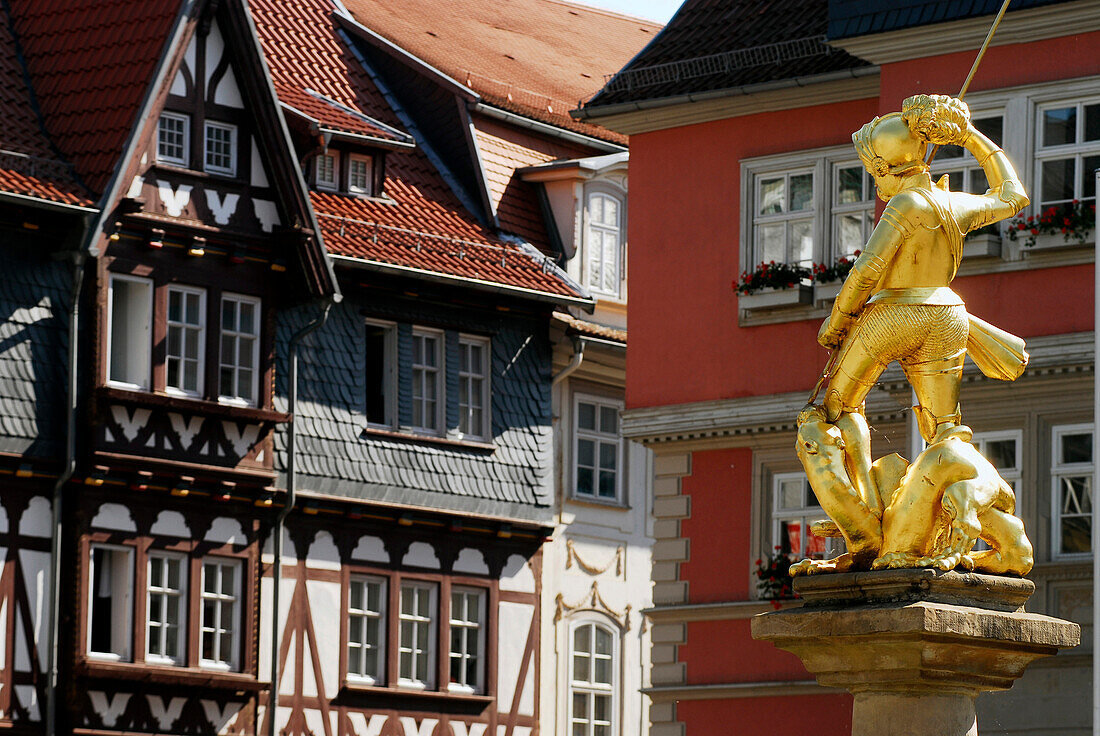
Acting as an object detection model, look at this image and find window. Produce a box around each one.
[166,286,206,397]
[204,121,237,176]
[411,329,443,434]
[772,473,835,559]
[458,336,490,440]
[931,114,1005,196]
[146,553,186,664]
[831,164,875,259]
[971,430,1022,551]
[88,546,134,661]
[574,397,622,502]
[1035,100,1100,210]
[316,151,339,191]
[398,581,436,689]
[158,112,190,166]
[108,275,154,390]
[1052,423,1093,557]
[219,294,260,405]
[448,588,485,693]
[200,558,240,670]
[752,168,816,266]
[348,577,386,684]
[585,191,624,298]
[570,622,616,736]
[365,321,397,429]
[348,154,373,195]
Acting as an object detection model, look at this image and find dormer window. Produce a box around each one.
[316,151,339,191]
[348,154,373,195]
[157,113,190,166]
[204,121,238,177]
[585,189,624,299]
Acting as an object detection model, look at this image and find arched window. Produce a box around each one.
[569,620,617,736]
[585,191,624,298]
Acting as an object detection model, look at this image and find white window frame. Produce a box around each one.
[347,575,387,685]
[448,586,486,694]
[348,153,373,195]
[146,551,187,665]
[315,150,340,191]
[165,285,207,398]
[568,618,618,736]
[829,161,875,260]
[87,544,134,662]
[107,273,154,391]
[772,472,839,560]
[458,334,491,441]
[584,188,625,299]
[410,327,444,435]
[572,394,624,504]
[157,112,190,166]
[397,581,437,690]
[1051,422,1094,559]
[1034,97,1100,210]
[203,120,238,177]
[364,319,398,430]
[218,293,261,407]
[199,557,241,671]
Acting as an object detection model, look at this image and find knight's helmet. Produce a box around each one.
[852,113,926,179]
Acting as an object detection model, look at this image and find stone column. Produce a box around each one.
[751,569,1080,736]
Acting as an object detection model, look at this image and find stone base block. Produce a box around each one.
[751,570,1079,736]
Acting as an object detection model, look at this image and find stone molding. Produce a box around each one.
[644,680,832,702]
[829,0,1100,65]
[645,599,802,623]
[623,332,1093,445]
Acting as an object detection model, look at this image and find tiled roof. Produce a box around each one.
[250,0,587,302]
[581,0,870,110]
[7,0,179,196]
[278,86,411,144]
[340,0,660,144]
[828,0,1075,40]
[554,311,626,344]
[0,3,92,206]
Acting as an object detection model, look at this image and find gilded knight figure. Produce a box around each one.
[793,94,1035,577]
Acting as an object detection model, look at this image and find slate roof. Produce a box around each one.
[276,297,555,521]
[5,0,179,196]
[828,0,1076,40]
[250,0,588,303]
[339,0,661,145]
[580,0,870,111]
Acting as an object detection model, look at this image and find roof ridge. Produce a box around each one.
[0,0,90,196]
[538,0,664,27]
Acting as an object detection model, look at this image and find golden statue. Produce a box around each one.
[793,94,1034,577]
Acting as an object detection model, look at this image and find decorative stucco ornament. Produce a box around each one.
[792,93,1034,577]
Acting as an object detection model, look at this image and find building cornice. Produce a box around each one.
[644,599,802,623]
[623,332,1094,445]
[643,680,835,703]
[828,0,1100,65]
[573,70,879,136]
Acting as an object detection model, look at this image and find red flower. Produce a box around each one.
[1031,228,1039,235]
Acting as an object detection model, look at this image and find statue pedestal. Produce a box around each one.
[751,570,1080,736]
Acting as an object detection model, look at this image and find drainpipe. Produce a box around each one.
[46,249,87,736]
[268,298,332,736]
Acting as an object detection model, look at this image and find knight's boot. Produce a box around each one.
[834,411,881,517]
[796,407,882,566]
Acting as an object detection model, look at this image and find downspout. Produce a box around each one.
[46,248,87,736]
[268,298,332,736]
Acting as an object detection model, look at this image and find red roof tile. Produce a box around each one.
[0,4,92,206]
[553,311,626,343]
[8,0,180,195]
[250,0,586,302]
[340,0,660,143]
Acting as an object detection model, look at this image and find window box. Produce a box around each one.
[962,233,1002,259]
[738,282,812,311]
[1026,229,1094,252]
[812,281,843,304]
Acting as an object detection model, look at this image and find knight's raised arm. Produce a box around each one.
[962,122,1030,226]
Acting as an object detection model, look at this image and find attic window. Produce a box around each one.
[348,154,373,196]
[316,152,339,191]
[158,113,190,166]
[204,121,238,177]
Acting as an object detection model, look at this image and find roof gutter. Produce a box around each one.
[573,65,879,121]
[0,191,99,215]
[474,103,625,153]
[329,254,595,310]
